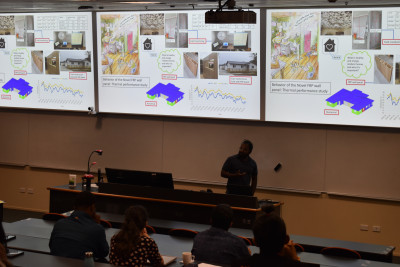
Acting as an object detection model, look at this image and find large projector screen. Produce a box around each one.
[0,12,94,111]
[97,10,260,119]
[266,8,400,128]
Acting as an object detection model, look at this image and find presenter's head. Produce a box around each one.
[211,204,233,231]
[239,139,253,159]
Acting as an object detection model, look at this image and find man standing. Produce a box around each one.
[221,140,258,196]
[191,204,250,265]
[49,191,109,260]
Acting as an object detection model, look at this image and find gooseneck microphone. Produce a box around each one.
[87,150,103,174]
[83,150,103,191]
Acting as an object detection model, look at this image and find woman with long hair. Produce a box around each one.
[109,205,164,266]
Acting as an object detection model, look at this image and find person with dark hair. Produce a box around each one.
[49,191,109,260]
[191,204,250,265]
[234,214,318,267]
[221,140,258,196]
[109,205,164,267]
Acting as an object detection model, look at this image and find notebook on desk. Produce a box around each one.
[162,255,177,265]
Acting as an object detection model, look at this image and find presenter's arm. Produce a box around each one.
[250,174,257,195]
[221,169,246,179]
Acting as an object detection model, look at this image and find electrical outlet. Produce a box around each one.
[27,188,34,194]
[19,187,26,193]
[360,224,368,231]
[372,225,381,232]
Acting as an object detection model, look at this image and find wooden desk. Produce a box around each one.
[48,184,280,228]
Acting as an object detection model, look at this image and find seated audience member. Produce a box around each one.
[109,205,164,267]
[0,243,12,267]
[49,191,109,260]
[0,224,12,267]
[191,204,250,265]
[233,214,319,267]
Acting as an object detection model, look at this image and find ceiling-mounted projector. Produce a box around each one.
[205,10,256,24]
[205,0,256,24]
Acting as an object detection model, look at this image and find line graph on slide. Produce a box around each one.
[37,81,84,105]
[189,86,247,113]
[387,93,400,106]
[380,92,400,120]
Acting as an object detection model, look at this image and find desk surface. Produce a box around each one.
[9,251,112,267]
[4,218,400,267]
[3,219,192,260]
[95,211,394,260]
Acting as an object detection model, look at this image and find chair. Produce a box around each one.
[294,243,304,252]
[320,247,361,259]
[168,228,198,238]
[99,219,112,228]
[238,235,253,246]
[42,213,67,221]
[146,225,156,234]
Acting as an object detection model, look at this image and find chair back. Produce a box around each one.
[146,225,156,234]
[168,228,198,238]
[99,219,112,228]
[237,235,253,246]
[321,247,361,259]
[294,243,305,252]
[42,213,67,221]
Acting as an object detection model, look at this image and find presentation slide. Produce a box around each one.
[97,10,260,119]
[266,8,400,128]
[0,12,94,111]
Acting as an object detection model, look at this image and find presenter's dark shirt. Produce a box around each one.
[233,253,320,267]
[222,154,258,191]
[191,226,250,265]
[49,210,109,260]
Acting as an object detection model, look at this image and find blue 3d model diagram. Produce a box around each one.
[2,78,33,99]
[147,83,184,106]
[326,89,374,115]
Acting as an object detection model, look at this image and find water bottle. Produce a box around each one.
[84,251,95,267]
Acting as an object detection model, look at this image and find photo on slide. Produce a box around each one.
[45,51,60,75]
[183,52,198,78]
[270,11,319,80]
[374,55,394,84]
[200,52,218,79]
[15,15,34,47]
[352,11,382,50]
[321,11,352,36]
[31,50,43,74]
[140,13,164,35]
[165,13,188,48]
[0,16,15,35]
[100,14,140,75]
[219,53,257,76]
[60,51,91,72]
[211,31,251,51]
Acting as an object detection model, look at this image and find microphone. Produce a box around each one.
[83,150,103,192]
[87,149,103,174]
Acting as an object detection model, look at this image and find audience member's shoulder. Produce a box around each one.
[141,235,156,244]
